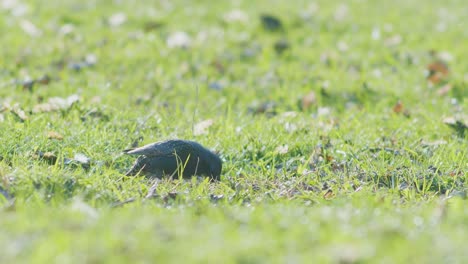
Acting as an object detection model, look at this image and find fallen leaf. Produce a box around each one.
[85,54,97,66]
[337,41,349,52]
[323,189,334,199]
[392,100,403,113]
[275,145,289,154]
[75,153,90,164]
[420,140,447,146]
[11,104,28,121]
[436,83,452,96]
[384,35,402,46]
[33,94,79,113]
[47,131,64,140]
[59,23,75,35]
[194,119,214,136]
[108,12,127,27]
[64,153,91,170]
[20,19,42,37]
[167,31,191,49]
[223,9,248,23]
[300,91,316,110]
[427,61,449,84]
[35,151,58,165]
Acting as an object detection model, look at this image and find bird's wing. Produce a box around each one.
[123,140,191,157]
[123,142,173,156]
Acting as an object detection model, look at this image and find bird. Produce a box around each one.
[123,139,222,181]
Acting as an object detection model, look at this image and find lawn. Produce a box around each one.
[0,0,467,262]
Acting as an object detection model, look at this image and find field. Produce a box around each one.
[0,0,467,262]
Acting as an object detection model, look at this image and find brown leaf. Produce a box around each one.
[47,131,64,140]
[323,189,334,199]
[301,91,316,110]
[34,151,58,165]
[392,100,403,113]
[427,61,449,84]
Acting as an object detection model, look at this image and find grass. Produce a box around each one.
[0,0,467,262]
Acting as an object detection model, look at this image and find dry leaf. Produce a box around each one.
[73,153,90,164]
[108,12,127,27]
[384,35,402,46]
[12,104,28,121]
[35,151,58,165]
[20,19,42,37]
[275,144,289,154]
[392,100,403,113]
[436,83,452,96]
[47,131,64,140]
[427,61,449,84]
[33,94,79,113]
[421,140,447,147]
[323,189,334,199]
[301,91,316,110]
[223,9,248,23]
[167,31,191,49]
[194,119,214,135]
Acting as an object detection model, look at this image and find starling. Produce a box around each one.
[124,140,222,181]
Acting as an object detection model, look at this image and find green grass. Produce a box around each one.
[0,0,467,262]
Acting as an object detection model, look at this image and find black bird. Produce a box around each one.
[124,140,222,181]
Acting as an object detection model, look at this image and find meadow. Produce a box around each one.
[0,0,467,262]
